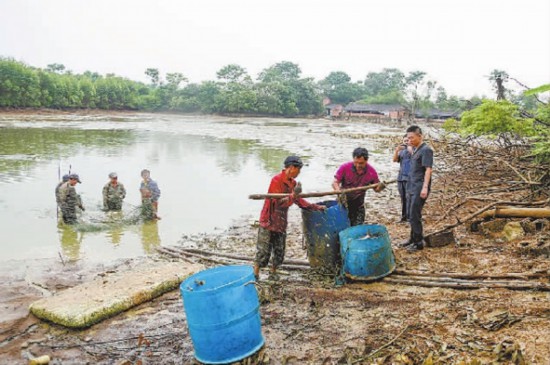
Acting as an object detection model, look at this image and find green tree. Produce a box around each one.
[319,71,363,105]
[216,64,250,83]
[257,61,301,83]
[363,68,406,97]
[145,68,160,87]
[46,63,66,74]
[446,100,534,137]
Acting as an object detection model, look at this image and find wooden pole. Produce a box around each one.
[248,180,396,200]
[478,207,550,219]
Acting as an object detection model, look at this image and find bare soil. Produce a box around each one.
[1,136,549,365]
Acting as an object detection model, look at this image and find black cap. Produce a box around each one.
[284,156,303,168]
[69,173,81,183]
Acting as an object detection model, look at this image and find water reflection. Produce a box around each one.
[0,128,134,180]
[0,113,401,263]
[140,221,161,253]
[58,224,84,261]
[105,211,125,245]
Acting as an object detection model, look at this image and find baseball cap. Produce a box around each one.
[69,173,81,183]
[284,156,303,168]
[109,172,118,179]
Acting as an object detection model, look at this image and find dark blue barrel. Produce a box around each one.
[180,265,264,364]
[339,224,395,280]
[302,200,350,270]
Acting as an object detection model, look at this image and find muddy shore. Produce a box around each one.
[1,115,549,364]
[1,201,549,364]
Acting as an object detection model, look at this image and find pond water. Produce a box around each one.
[0,112,402,263]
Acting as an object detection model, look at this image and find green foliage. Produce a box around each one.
[441,118,461,133]
[530,103,550,162]
[524,84,550,96]
[444,100,535,137]
[363,68,405,96]
[319,71,363,105]
[456,100,534,137]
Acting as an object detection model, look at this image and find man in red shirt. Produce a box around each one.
[254,156,326,281]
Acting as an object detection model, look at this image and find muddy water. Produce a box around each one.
[0,112,403,263]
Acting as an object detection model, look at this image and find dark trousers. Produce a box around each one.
[407,192,426,242]
[397,180,408,220]
[347,198,365,226]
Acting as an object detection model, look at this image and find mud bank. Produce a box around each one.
[1,202,549,364]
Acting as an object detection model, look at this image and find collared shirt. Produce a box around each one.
[397,149,412,182]
[259,170,319,233]
[334,161,379,201]
[140,179,161,202]
[407,142,433,194]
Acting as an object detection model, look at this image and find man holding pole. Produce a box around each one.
[253,156,326,281]
[332,147,383,226]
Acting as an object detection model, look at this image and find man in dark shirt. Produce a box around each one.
[393,135,413,222]
[401,126,433,251]
[254,156,326,281]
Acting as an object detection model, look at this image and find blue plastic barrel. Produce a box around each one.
[302,200,350,270]
[339,224,396,280]
[180,265,264,364]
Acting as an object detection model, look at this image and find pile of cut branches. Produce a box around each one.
[426,134,549,235]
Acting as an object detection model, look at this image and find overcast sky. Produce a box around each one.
[1,0,549,98]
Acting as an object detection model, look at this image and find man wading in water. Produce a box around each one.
[103,172,126,212]
[58,174,85,224]
[253,156,326,281]
[140,169,161,220]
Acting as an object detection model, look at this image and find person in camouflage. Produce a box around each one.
[139,169,161,220]
[103,172,126,211]
[55,174,70,207]
[58,173,84,224]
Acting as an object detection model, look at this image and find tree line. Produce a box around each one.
[1,57,548,160]
[0,57,513,116]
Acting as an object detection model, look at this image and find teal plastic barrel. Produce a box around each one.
[302,200,350,270]
[180,265,264,364]
[339,224,395,280]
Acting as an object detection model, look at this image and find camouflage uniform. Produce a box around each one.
[103,182,126,211]
[58,181,80,224]
[55,181,65,207]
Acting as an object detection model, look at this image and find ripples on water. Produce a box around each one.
[0,113,404,263]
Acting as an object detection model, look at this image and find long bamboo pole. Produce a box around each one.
[248,180,396,200]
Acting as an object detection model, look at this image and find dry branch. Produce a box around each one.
[426,199,550,238]
[478,207,550,219]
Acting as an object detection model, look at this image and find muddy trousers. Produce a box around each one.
[347,198,365,227]
[407,192,426,242]
[397,180,408,220]
[255,227,287,269]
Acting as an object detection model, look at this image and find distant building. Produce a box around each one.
[325,103,344,118]
[344,103,410,119]
[414,109,460,121]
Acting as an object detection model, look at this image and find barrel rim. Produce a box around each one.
[180,265,254,294]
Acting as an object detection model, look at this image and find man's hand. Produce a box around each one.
[315,204,327,212]
[293,182,302,197]
[420,187,429,199]
[374,181,386,193]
